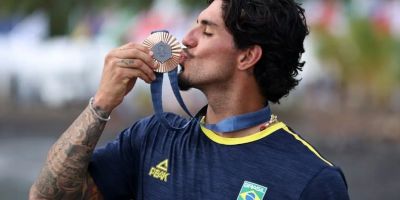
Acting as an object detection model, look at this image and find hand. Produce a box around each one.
[93,43,157,113]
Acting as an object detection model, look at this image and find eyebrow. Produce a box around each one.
[198,19,218,27]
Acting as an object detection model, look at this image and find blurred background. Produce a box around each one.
[0,0,399,199]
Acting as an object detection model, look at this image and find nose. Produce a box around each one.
[182,27,197,48]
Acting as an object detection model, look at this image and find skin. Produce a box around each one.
[29,106,106,199]
[29,0,264,199]
[180,0,264,137]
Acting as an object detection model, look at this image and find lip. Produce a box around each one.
[179,53,187,64]
[179,48,193,64]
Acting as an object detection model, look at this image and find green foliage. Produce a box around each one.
[314,16,400,105]
[0,0,155,36]
[0,0,207,36]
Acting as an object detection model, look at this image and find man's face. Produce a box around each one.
[179,0,241,91]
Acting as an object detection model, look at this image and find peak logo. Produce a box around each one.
[149,159,170,182]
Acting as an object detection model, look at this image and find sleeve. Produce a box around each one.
[88,119,150,200]
[299,167,350,200]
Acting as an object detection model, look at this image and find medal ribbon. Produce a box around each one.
[151,69,193,130]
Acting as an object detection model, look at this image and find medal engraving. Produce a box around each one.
[152,42,172,63]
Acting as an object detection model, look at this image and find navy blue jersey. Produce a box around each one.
[89,113,349,200]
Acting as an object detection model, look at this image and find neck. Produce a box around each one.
[202,76,267,137]
[205,95,266,123]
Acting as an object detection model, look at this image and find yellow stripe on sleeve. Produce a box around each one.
[282,126,333,166]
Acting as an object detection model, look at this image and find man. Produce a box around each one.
[30,0,349,199]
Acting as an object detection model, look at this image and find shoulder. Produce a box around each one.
[268,123,333,167]
[299,166,349,200]
[270,123,349,199]
[261,123,342,181]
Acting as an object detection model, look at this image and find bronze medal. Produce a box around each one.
[143,30,182,73]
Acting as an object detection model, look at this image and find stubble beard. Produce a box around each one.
[178,69,193,91]
[178,63,233,92]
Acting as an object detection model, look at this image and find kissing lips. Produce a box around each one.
[179,48,193,73]
[180,48,194,62]
[179,53,186,73]
[179,53,187,64]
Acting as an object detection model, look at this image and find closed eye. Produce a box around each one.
[203,32,213,37]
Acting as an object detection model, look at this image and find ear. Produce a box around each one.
[237,45,262,71]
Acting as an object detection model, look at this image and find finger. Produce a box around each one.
[112,48,156,69]
[118,67,153,84]
[131,69,153,84]
[116,58,156,80]
[117,48,153,65]
[119,64,154,83]
[117,43,150,54]
[117,42,135,50]
[116,58,135,67]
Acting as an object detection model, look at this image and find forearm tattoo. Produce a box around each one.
[30,105,107,199]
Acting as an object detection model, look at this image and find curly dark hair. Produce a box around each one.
[208,0,309,103]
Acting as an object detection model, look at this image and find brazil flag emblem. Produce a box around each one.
[237,181,267,200]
